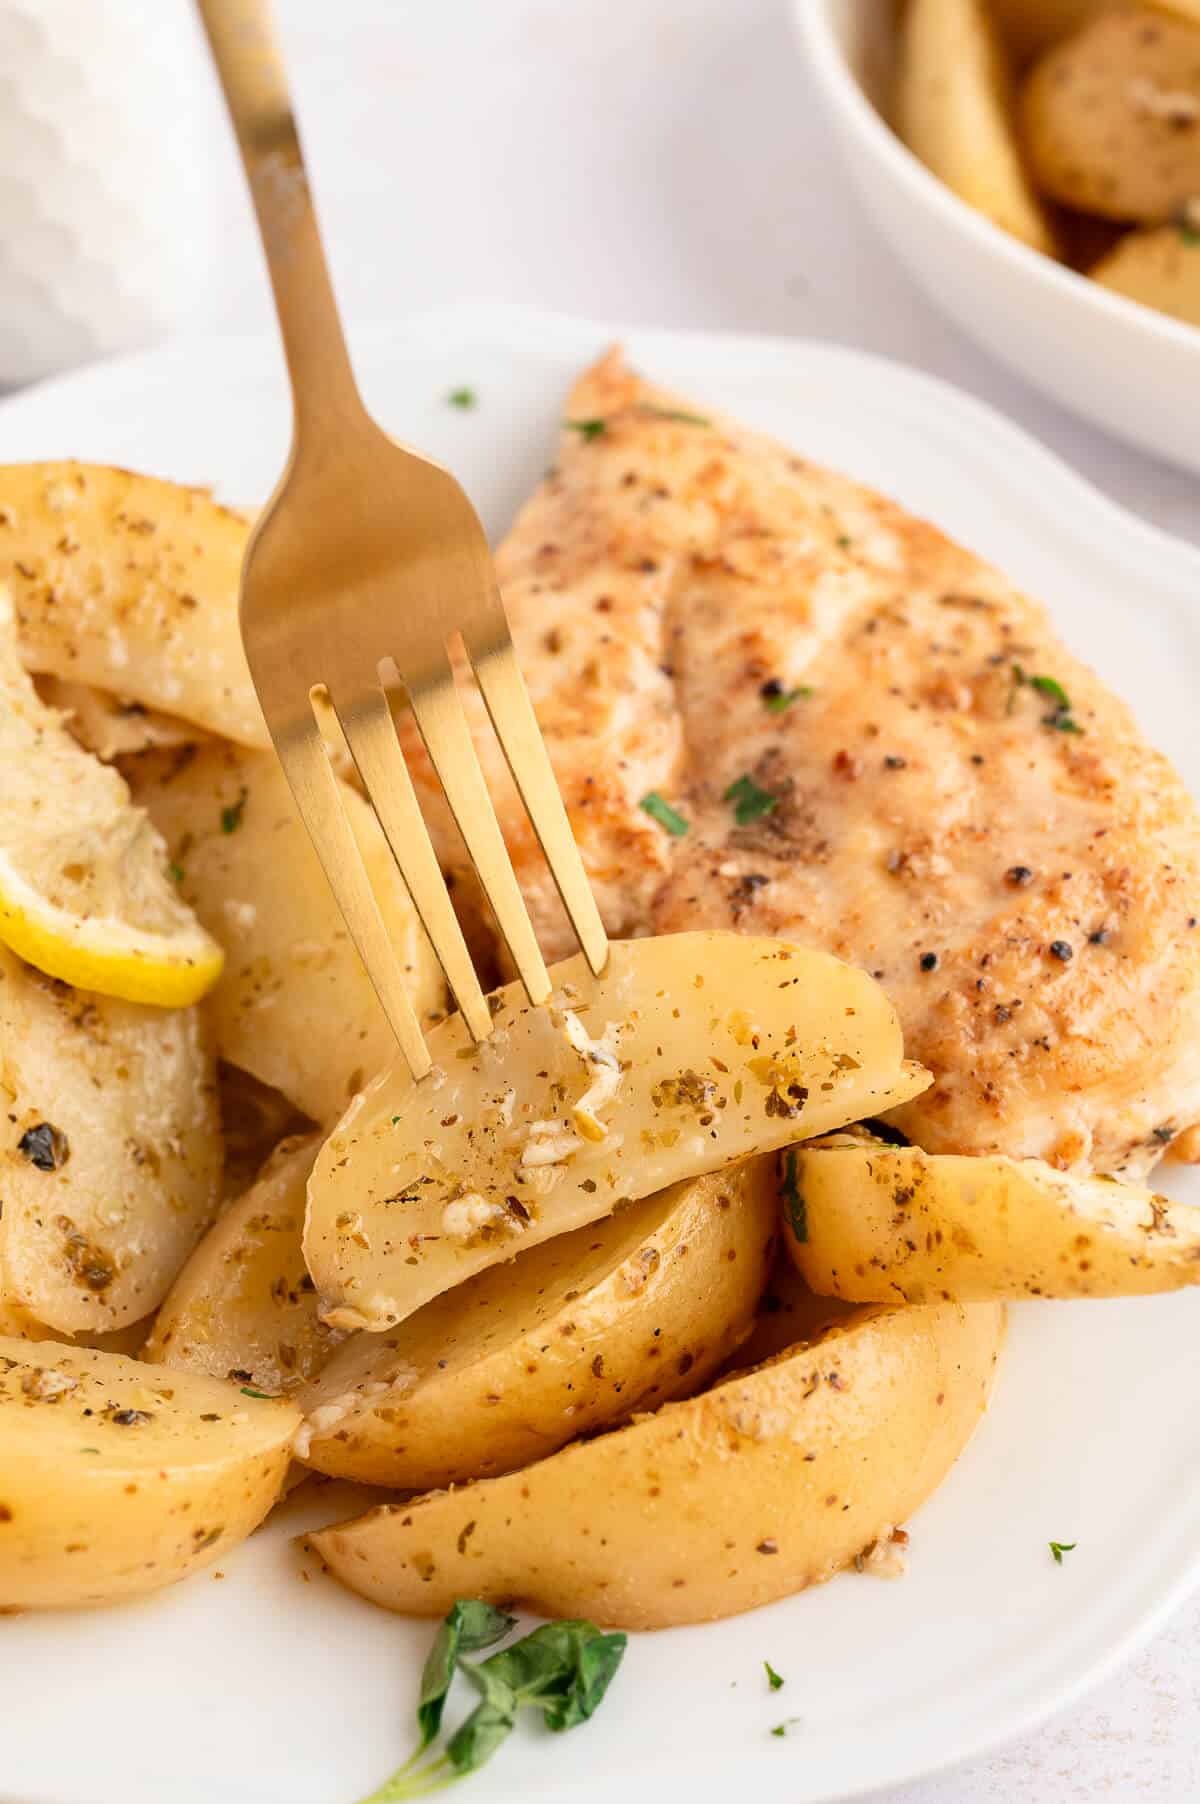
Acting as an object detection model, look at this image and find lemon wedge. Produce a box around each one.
[0,587,223,1007]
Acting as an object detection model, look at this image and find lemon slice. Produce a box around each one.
[0,588,223,1007]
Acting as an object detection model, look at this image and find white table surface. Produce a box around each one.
[10,1,1200,1797]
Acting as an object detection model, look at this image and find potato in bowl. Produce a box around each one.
[795,0,1200,470]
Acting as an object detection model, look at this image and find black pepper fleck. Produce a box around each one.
[1049,940,1074,962]
[919,951,939,972]
[1005,866,1034,888]
[17,1122,68,1171]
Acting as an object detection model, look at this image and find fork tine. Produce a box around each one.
[330,683,494,1045]
[465,633,608,978]
[406,652,552,1007]
[275,711,432,1080]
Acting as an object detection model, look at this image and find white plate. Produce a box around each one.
[794,0,1200,477]
[3,303,1200,1804]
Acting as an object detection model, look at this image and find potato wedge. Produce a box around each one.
[35,676,207,761]
[144,1135,338,1393]
[0,945,221,1333]
[0,1337,298,1608]
[297,1158,778,1488]
[1020,11,1200,223]
[896,0,1059,253]
[127,742,444,1124]
[309,1300,1003,1628]
[305,933,928,1331]
[784,1136,1200,1301]
[0,463,267,747]
[1091,218,1200,324]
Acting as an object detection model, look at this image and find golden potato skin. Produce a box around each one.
[0,1338,298,1609]
[896,0,1059,253]
[785,1140,1200,1302]
[1020,10,1200,222]
[297,1159,778,1489]
[127,741,443,1126]
[0,463,266,747]
[1091,218,1200,323]
[144,1135,339,1394]
[309,1301,1003,1629]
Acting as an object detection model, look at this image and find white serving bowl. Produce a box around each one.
[794,0,1200,475]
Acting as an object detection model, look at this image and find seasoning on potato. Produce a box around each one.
[144,1133,336,1393]
[783,1134,1200,1303]
[308,1301,1005,1630]
[295,1158,777,1489]
[305,933,928,1334]
[0,1337,298,1609]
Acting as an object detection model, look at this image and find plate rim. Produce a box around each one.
[1,301,1199,1804]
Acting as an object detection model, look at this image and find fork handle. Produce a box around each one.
[196,0,363,434]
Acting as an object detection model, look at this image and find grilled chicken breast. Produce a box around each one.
[409,351,1200,1176]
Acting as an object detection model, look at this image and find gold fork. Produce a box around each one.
[197,0,606,1079]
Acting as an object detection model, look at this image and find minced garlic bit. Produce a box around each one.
[558,1008,624,1141]
[20,1366,78,1401]
[441,1193,507,1239]
[854,1527,910,1579]
[520,1120,584,1168]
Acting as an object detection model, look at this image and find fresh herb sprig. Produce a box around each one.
[1049,1540,1077,1565]
[354,1601,627,1800]
[564,418,608,441]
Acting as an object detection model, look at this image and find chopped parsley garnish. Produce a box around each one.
[447,387,477,410]
[1010,665,1083,734]
[644,406,712,427]
[770,1717,802,1738]
[640,791,689,837]
[1049,1540,1076,1565]
[761,679,813,713]
[354,1600,626,1798]
[1179,220,1200,246]
[565,418,607,441]
[239,1386,272,1399]
[836,533,853,549]
[781,1147,807,1242]
[724,773,778,826]
[220,787,248,834]
[168,860,185,883]
[1028,674,1068,709]
[765,1661,785,1691]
